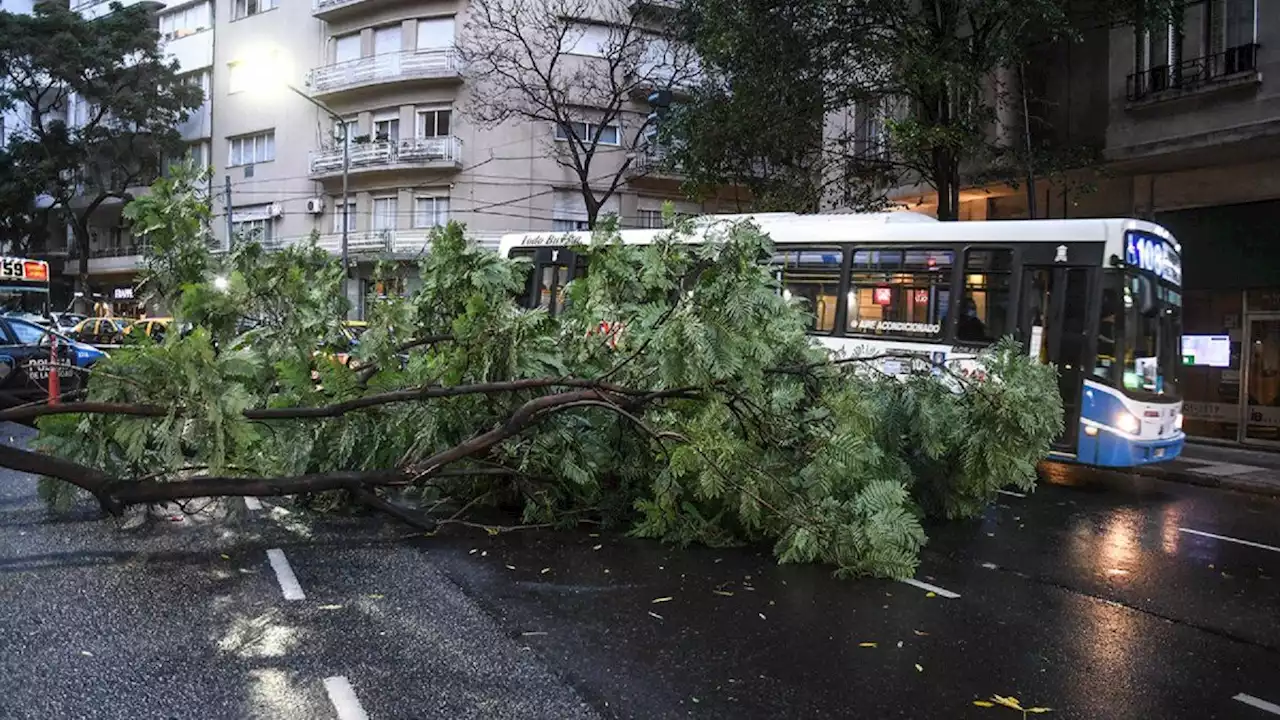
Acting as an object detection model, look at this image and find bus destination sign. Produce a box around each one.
[1125,233,1181,287]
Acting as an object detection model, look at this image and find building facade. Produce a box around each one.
[61,0,708,315]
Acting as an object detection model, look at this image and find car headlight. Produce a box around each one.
[1175,413,1183,430]
[1115,412,1141,434]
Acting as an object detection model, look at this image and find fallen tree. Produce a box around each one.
[9,168,1062,579]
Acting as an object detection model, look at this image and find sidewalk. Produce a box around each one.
[1134,440,1280,497]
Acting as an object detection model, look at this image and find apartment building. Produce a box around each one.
[60,0,706,314]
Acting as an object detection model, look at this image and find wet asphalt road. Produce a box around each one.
[2,422,1280,719]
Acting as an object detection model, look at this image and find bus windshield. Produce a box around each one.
[0,256,52,317]
[1096,269,1181,398]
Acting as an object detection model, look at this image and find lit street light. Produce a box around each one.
[235,48,352,315]
[213,276,230,292]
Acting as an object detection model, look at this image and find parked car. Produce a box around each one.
[0,316,106,408]
[71,317,129,347]
[124,317,175,342]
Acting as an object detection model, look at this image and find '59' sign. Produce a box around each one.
[0,257,49,282]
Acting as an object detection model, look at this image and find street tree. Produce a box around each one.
[2,168,1062,579]
[458,0,699,229]
[671,0,1184,220]
[0,2,204,298]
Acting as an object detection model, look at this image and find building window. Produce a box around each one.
[413,197,449,228]
[373,113,400,143]
[332,201,356,233]
[165,140,211,176]
[772,247,843,334]
[552,189,618,231]
[848,249,953,338]
[372,197,397,232]
[561,23,611,57]
[957,249,1013,344]
[555,121,620,146]
[417,109,451,138]
[334,33,360,64]
[231,204,275,244]
[228,130,275,166]
[232,0,275,21]
[374,25,401,56]
[416,17,454,49]
[637,210,664,229]
[159,1,211,40]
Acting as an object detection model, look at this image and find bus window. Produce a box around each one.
[772,247,842,334]
[958,249,1013,344]
[847,249,952,339]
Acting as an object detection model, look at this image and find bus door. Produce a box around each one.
[1018,265,1094,451]
[516,247,587,315]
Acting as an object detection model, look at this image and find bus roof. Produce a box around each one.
[496,212,1179,262]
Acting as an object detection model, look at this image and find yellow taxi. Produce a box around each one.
[124,317,175,342]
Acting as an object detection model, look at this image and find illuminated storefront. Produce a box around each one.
[1157,200,1280,445]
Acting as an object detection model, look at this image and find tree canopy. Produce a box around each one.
[668,0,1185,219]
[0,2,203,286]
[7,168,1063,579]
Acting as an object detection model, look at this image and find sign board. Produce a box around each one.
[1125,232,1182,287]
[1181,335,1231,368]
[0,257,49,282]
[1184,401,1280,428]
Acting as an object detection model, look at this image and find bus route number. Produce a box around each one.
[0,258,27,279]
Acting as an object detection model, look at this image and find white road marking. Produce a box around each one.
[244,496,263,511]
[996,489,1027,498]
[1235,693,1280,716]
[899,578,960,599]
[266,549,306,601]
[324,676,369,720]
[1179,528,1280,554]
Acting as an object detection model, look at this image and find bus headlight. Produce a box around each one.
[1175,413,1183,430]
[1115,412,1141,434]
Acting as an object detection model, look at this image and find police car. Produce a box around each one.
[0,316,106,407]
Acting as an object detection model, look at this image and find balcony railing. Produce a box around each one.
[630,145,683,177]
[309,136,463,177]
[313,229,441,255]
[1127,44,1260,101]
[307,49,460,95]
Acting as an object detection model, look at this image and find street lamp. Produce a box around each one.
[236,49,351,313]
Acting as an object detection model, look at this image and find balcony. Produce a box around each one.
[1126,44,1261,104]
[67,243,152,274]
[312,229,437,256]
[309,136,463,179]
[311,0,400,21]
[628,145,683,179]
[306,49,460,97]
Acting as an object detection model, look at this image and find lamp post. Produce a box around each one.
[284,85,351,308]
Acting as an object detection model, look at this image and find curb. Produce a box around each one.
[1131,464,1280,499]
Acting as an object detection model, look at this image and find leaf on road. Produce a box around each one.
[79,651,93,657]
[318,604,343,610]
[652,596,673,604]
[366,593,384,599]
[521,631,547,636]
[991,695,1023,710]
[758,613,766,620]
[541,567,551,574]
[220,554,230,560]
[648,611,664,620]
[858,642,877,648]
[915,664,923,672]
[712,590,734,597]
[913,630,929,636]
[469,548,477,555]
[972,700,995,708]
[1025,709,1053,714]
[592,544,602,550]
[505,564,516,570]
[926,592,937,598]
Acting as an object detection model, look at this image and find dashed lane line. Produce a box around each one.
[324,676,369,720]
[1179,528,1280,555]
[899,577,961,599]
[1235,693,1280,716]
[266,548,306,601]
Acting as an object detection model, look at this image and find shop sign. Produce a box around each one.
[1183,401,1280,428]
[113,287,134,300]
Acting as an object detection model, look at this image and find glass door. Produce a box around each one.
[1242,314,1280,443]
[1019,266,1094,451]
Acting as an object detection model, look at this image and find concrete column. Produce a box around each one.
[360,28,374,58]
[397,188,414,230]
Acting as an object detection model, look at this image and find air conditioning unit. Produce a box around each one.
[305,198,325,215]
[267,202,284,218]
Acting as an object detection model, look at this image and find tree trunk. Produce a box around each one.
[70,213,92,314]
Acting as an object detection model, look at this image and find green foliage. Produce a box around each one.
[35,175,1062,579]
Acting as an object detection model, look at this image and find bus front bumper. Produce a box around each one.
[1077,422,1185,467]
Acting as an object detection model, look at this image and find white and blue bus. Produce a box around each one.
[499,211,1185,468]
